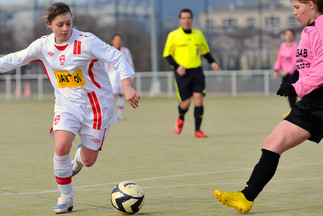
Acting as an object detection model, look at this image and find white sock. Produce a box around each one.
[117,96,125,116]
[53,153,73,199]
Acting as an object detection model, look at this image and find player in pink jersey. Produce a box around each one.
[274,29,299,109]
[214,0,323,214]
[0,2,139,214]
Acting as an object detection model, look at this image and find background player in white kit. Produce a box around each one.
[106,34,135,120]
[0,2,140,214]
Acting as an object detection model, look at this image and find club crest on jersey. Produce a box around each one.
[54,69,86,88]
[59,55,65,65]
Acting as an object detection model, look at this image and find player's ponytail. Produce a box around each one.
[43,2,73,23]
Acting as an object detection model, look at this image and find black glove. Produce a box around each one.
[276,83,297,97]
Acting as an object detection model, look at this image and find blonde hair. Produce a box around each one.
[43,2,73,23]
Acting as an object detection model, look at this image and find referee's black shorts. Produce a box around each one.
[285,86,323,143]
[173,67,206,103]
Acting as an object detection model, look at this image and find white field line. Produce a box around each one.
[2,161,323,196]
[0,191,146,215]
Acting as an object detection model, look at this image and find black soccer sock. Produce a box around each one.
[178,105,188,120]
[241,149,280,201]
[194,106,204,131]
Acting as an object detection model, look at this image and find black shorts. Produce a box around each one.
[173,67,206,102]
[285,86,323,143]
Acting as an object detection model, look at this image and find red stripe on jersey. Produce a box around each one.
[29,60,52,84]
[55,176,72,185]
[87,92,102,130]
[73,40,81,54]
[88,59,101,89]
[73,40,77,54]
[77,41,81,54]
[54,44,68,51]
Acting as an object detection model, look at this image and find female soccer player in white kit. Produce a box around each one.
[0,2,139,214]
[106,34,135,120]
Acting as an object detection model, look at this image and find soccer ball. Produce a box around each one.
[111,181,145,215]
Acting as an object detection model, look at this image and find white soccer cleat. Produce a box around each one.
[53,197,73,214]
[71,144,83,177]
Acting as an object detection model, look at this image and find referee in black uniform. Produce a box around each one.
[163,8,219,138]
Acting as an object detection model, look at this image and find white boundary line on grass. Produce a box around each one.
[0,190,147,216]
[2,161,323,196]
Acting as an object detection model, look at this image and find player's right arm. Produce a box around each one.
[0,39,41,73]
[163,32,186,76]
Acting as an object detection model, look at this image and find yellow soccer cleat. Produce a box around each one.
[214,190,253,215]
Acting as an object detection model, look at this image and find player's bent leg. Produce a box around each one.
[72,144,99,176]
[263,120,310,155]
[71,144,83,176]
[79,144,99,167]
[214,190,253,215]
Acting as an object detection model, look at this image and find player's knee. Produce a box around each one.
[55,145,71,156]
[82,156,97,167]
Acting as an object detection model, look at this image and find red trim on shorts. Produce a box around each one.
[88,59,101,89]
[99,128,107,151]
[55,176,72,185]
[87,91,102,130]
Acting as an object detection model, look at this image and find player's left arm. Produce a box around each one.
[121,78,140,109]
[199,31,219,72]
[203,53,219,71]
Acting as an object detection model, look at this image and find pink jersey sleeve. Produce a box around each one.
[293,19,323,98]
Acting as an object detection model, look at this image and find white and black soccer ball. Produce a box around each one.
[111,181,145,215]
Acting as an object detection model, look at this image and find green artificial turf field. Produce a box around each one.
[1,96,322,215]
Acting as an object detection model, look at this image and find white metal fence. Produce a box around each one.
[0,68,281,101]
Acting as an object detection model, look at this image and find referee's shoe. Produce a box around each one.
[174,116,184,134]
[195,130,207,138]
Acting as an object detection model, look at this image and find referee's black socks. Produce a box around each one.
[194,106,204,131]
[241,149,280,201]
[178,105,188,120]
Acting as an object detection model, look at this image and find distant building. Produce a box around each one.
[196,2,303,70]
[199,2,302,34]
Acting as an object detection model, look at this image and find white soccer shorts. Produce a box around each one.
[50,112,110,151]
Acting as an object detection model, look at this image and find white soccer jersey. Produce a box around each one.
[106,46,135,94]
[0,28,134,129]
